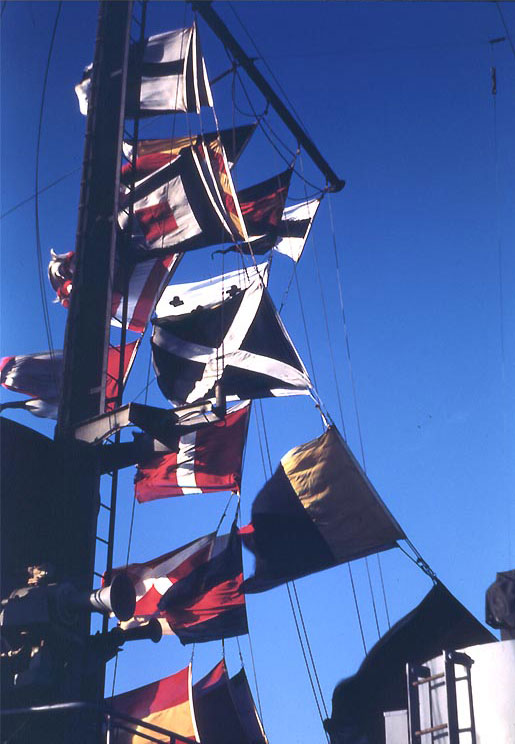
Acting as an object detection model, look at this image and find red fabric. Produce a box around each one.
[112,665,190,719]
[135,403,250,501]
[136,200,178,243]
[164,574,245,628]
[105,341,138,411]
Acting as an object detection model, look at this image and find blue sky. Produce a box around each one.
[1,2,514,741]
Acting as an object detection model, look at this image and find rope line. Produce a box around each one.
[286,583,330,740]
[364,557,381,640]
[495,2,515,63]
[1,166,81,221]
[291,581,329,719]
[347,563,367,655]
[34,1,62,378]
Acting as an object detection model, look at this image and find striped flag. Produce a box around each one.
[110,664,199,743]
[111,252,182,333]
[135,401,250,501]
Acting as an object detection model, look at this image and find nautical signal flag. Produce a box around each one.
[152,263,311,405]
[193,660,268,744]
[158,523,247,645]
[134,401,250,501]
[243,426,405,592]
[122,124,256,187]
[121,143,246,255]
[109,664,199,743]
[111,251,183,333]
[48,247,182,334]
[238,169,292,237]
[0,343,138,419]
[113,526,248,644]
[222,196,321,263]
[76,24,212,117]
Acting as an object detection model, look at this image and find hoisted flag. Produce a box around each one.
[223,196,321,262]
[48,247,182,334]
[109,664,199,743]
[111,252,182,333]
[151,263,311,405]
[135,400,250,501]
[122,124,256,186]
[76,25,212,117]
[114,526,248,644]
[238,169,292,237]
[121,144,246,254]
[193,660,268,744]
[158,523,248,644]
[0,343,138,418]
[243,426,405,592]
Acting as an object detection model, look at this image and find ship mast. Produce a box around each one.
[55,0,132,737]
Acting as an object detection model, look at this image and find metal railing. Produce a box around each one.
[1,701,198,743]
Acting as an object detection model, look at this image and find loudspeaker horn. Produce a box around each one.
[86,573,136,621]
[111,618,163,645]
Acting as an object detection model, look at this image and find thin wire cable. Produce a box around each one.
[1,166,81,221]
[286,583,330,740]
[327,192,367,468]
[247,623,264,722]
[364,557,381,640]
[376,552,391,628]
[495,2,515,63]
[347,563,367,655]
[34,2,62,370]
[291,581,329,719]
[228,2,314,141]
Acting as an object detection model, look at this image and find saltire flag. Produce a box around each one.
[109,664,199,743]
[158,522,247,644]
[0,342,138,419]
[134,400,250,501]
[225,197,321,263]
[152,263,311,405]
[242,426,406,593]
[122,124,256,186]
[48,250,75,308]
[238,169,292,238]
[76,25,212,117]
[120,144,246,255]
[193,660,267,744]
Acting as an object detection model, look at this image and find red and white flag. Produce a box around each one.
[111,252,182,333]
[135,401,250,502]
[115,533,216,634]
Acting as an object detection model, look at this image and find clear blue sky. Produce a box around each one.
[1,2,514,741]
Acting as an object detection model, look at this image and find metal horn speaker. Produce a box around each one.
[111,618,163,645]
[87,573,136,621]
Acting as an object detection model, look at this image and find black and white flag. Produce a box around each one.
[219,196,321,263]
[151,264,312,405]
[273,198,321,262]
[76,25,212,117]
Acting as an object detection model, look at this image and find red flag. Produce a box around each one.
[110,664,198,743]
[134,401,250,501]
